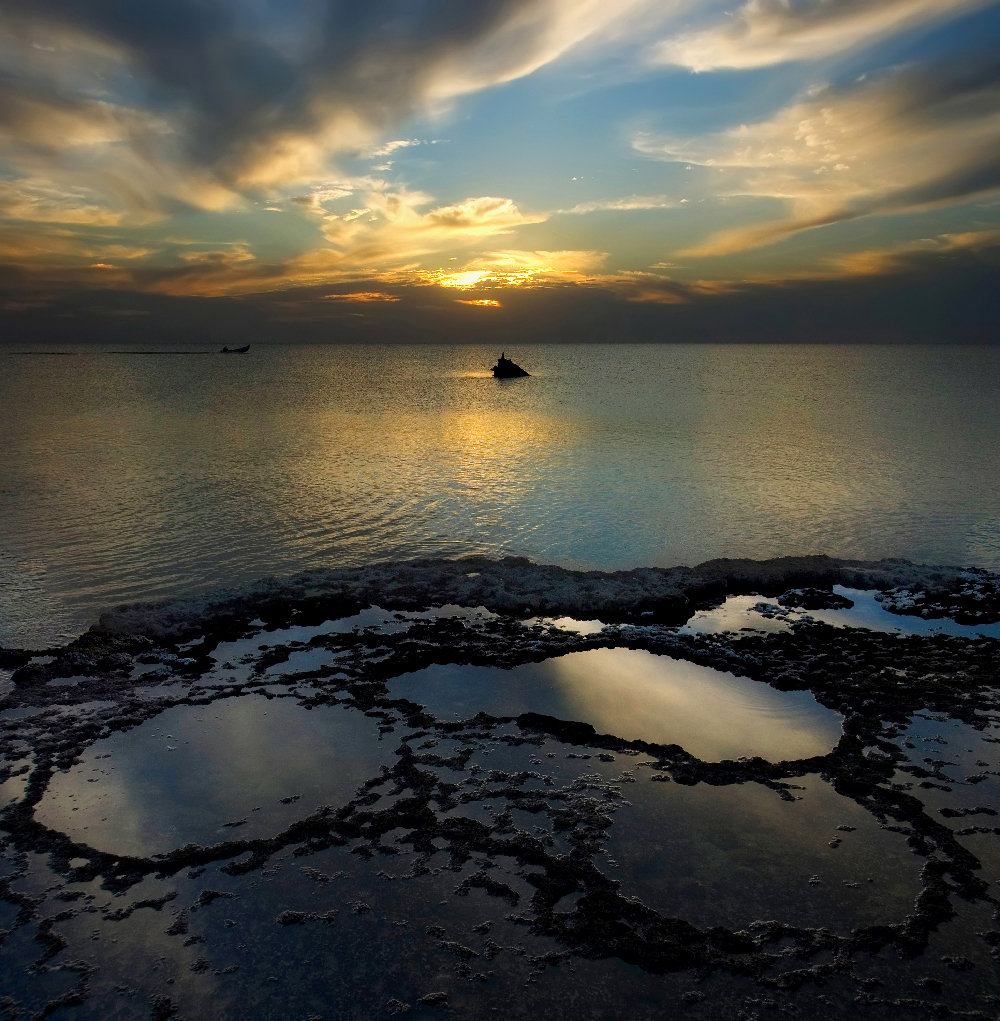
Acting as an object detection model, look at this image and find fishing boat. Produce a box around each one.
[220,344,250,353]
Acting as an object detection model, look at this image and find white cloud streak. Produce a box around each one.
[653,0,993,72]
[636,60,1000,255]
[0,0,681,207]
[559,195,677,214]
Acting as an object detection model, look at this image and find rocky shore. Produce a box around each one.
[2,556,1000,1020]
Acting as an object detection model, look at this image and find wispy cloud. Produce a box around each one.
[420,0,675,107]
[153,247,608,298]
[444,248,610,285]
[559,195,677,214]
[636,58,1000,255]
[177,247,254,267]
[2,229,997,339]
[315,187,550,268]
[818,227,1000,278]
[0,76,238,222]
[652,0,992,72]
[1,0,997,313]
[323,291,400,302]
[0,0,674,205]
[364,139,422,158]
[0,223,153,265]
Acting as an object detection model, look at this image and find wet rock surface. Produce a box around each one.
[876,568,1000,626]
[1,557,1000,1019]
[778,589,856,612]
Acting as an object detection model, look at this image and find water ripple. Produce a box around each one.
[2,342,999,646]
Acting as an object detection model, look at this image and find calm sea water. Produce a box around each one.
[1,342,998,647]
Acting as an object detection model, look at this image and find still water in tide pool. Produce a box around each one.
[35,695,394,857]
[2,342,999,646]
[388,647,843,761]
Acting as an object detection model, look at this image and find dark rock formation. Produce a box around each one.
[492,352,529,378]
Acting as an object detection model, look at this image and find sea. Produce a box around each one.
[2,342,998,649]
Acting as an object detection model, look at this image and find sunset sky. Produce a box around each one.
[2,0,999,342]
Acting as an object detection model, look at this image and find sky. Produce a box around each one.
[1,0,999,343]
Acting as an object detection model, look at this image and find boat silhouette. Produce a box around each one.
[220,344,250,353]
[492,352,529,378]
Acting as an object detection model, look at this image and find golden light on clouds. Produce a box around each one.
[435,271,490,288]
[0,0,994,340]
[323,291,401,302]
[637,62,1000,256]
[415,249,610,291]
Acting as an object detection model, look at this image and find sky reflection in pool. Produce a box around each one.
[389,647,842,761]
[815,587,1000,638]
[36,695,394,857]
[681,589,1000,639]
[607,771,922,931]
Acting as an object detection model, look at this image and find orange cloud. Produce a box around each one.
[323,291,401,301]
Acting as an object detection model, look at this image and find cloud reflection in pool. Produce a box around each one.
[36,695,394,858]
[389,647,842,761]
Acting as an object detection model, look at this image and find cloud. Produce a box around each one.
[323,291,400,302]
[264,248,605,297]
[440,248,610,285]
[0,178,127,226]
[636,58,1000,255]
[177,247,254,266]
[0,0,683,255]
[364,139,422,158]
[0,222,155,265]
[559,195,677,214]
[0,74,238,222]
[291,184,355,212]
[653,0,992,72]
[420,0,666,106]
[0,238,602,300]
[0,0,672,205]
[3,229,998,351]
[312,186,549,270]
[424,196,533,232]
[820,227,1000,278]
[17,244,609,299]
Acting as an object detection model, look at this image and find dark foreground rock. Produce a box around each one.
[72,553,1000,647]
[1,555,999,1020]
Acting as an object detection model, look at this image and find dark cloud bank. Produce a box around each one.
[2,236,998,345]
[0,0,576,187]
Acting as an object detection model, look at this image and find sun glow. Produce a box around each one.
[435,270,490,288]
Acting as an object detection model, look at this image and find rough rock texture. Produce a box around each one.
[1,556,1000,1020]
[84,554,998,644]
[876,567,1000,625]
